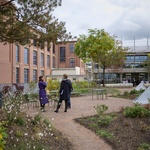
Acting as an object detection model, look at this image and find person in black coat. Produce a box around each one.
[54,74,72,113]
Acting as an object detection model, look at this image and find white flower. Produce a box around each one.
[24,133,28,136]
[38,133,44,137]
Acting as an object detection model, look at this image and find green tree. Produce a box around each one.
[0,0,71,45]
[74,29,126,86]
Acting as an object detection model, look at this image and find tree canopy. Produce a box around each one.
[0,0,71,45]
[74,29,127,85]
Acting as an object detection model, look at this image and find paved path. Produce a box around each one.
[25,93,134,150]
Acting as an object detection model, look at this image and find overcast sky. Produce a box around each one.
[53,0,150,46]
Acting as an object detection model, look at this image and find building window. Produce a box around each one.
[41,70,44,76]
[40,42,44,50]
[33,34,37,47]
[16,68,19,83]
[24,48,29,64]
[60,47,65,62]
[53,43,55,53]
[40,53,44,67]
[47,42,50,52]
[16,45,19,62]
[24,69,29,83]
[70,58,75,67]
[33,50,37,65]
[33,69,37,81]
[70,44,74,53]
[47,55,50,68]
[52,56,55,68]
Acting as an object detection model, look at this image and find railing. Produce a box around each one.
[0,83,39,93]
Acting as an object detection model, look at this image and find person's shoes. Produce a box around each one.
[54,110,58,113]
[64,110,67,112]
[41,109,46,112]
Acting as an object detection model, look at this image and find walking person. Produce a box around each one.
[68,79,73,109]
[38,75,49,112]
[54,74,73,113]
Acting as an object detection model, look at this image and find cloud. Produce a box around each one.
[107,2,150,40]
[53,0,150,41]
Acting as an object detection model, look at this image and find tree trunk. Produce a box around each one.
[102,67,105,87]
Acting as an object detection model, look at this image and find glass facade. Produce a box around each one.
[125,55,148,68]
[126,55,148,63]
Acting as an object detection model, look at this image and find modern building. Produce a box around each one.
[92,46,150,84]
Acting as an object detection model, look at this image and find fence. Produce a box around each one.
[0,83,39,94]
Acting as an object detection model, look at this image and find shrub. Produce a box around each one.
[124,106,150,118]
[96,104,108,116]
[123,91,129,98]
[32,113,42,125]
[96,130,113,139]
[46,78,60,91]
[129,89,138,95]
[98,115,112,126]
[0,122,8,150]
[28,81,37,93]
[14,115,26,126]
[137,143,150,150]
[2,92,24,122]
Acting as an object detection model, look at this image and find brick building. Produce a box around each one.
[0,41,56,84]
[0,40,86,84]
[54,41,85,75]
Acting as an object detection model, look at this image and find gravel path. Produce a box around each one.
[25,90,134,150]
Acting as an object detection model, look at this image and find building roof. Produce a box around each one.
[126,46,150,53]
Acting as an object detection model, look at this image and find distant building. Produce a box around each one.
[92,46,150,84]
[46,40,87,81]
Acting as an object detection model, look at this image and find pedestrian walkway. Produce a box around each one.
[25,95,134,150]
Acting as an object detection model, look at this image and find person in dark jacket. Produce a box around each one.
[67,78,73,108]
[38,75,49,112]
[54,74,73,113]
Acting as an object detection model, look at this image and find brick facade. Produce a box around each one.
[0,42,55,84]
[0,40,86,84]
[55,41,85,75]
